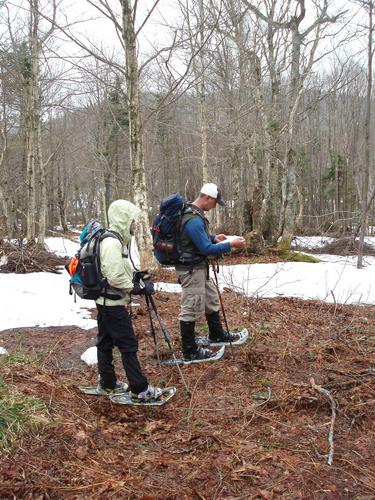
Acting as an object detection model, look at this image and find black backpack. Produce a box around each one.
[65,220,124,300]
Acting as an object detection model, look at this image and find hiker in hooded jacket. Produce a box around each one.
[176,183,246,362]
[95,200,162,402]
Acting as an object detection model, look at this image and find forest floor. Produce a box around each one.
[1,261,375,498]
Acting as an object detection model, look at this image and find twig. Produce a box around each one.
[187,371,205,426]
[330,290,338,316]
[324,367,375,378]
[310,377,337,466]
[148,434,192,455]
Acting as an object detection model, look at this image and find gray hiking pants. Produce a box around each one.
[176,267,220,322]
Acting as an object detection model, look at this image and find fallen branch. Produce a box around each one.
[325,367,375,378]
[310,377,337,466]
[0,240,66,273]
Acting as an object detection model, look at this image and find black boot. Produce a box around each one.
[206,311,242,345]
[206,311,225,341]
[180,320,198,357]
[180,320,219,363]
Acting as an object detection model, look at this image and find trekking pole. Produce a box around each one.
[145,294,164,384]
[148,294,191,396]
[212,261,234,358]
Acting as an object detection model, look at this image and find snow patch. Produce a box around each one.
[0,272,97,331]
[155,282,181,293]
[218,255,375,305]
[364,237,375,248]
[292,236,335,249]
[44,237,79,257]
[292,235,375,250]
[2,235,375,332]
[81,346,97,365]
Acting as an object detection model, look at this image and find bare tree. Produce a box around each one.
[119,0,153,259]
[356,0,374,268]
[18,0,57,244]
[242,0,346,246]
[183,0,211,183]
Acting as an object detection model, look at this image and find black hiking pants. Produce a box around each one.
[96,304,148,394]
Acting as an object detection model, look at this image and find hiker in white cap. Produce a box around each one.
[175,183,246,363]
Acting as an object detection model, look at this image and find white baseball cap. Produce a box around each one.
[200,183,225,206]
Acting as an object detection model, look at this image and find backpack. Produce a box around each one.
[65,220,124,300]
[151,192,207,266]
[151,193,188,265]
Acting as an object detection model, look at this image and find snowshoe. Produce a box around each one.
[132,384,163,402]
[109,387,176,406]
[196,328,249,347]
[79,380,129,396]
[163,345,225,366]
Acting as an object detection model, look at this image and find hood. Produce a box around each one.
[107,200,141,245]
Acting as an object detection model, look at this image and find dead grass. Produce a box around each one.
[1,292,375,498]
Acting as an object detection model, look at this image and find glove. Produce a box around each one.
[132,271,155,296]
[132,279,155,296]
[133,271,150,283]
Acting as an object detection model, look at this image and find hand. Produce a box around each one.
[132,279,155,296]
[132,271,155,296]
[229,237,246,249]
[214,234,227,243]
[133,270,151,284]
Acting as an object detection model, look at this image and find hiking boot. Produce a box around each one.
[132,385,163,402]
[183,346,220,363]
[96,380,129,395]
[208,330,242,346]
[206,311,226,340]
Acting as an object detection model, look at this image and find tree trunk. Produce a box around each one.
[37,120,46,244]
[25,0,42,243]
[249,50,277,242]
[260,7,283,243]
[57,161,68,232]
[278,24,303,248]
[231,144,244,233]
[25,66,37,241]
[198,0,208,184]
[357,1,373,269]
[0,124,12,237]
[120,0,153,264]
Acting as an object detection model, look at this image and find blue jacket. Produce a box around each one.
[183,216,231,257]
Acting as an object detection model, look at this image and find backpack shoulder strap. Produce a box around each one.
[99,229,124,246]
[98,230,127,259]
[181,204,205,229]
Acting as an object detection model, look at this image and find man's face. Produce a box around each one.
[205,196,217,211]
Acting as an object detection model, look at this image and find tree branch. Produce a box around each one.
[310,377,337,466]
[135,0,161,38]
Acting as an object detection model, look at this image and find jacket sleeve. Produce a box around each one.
[99,237,133,292]
[183,218,231,256]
